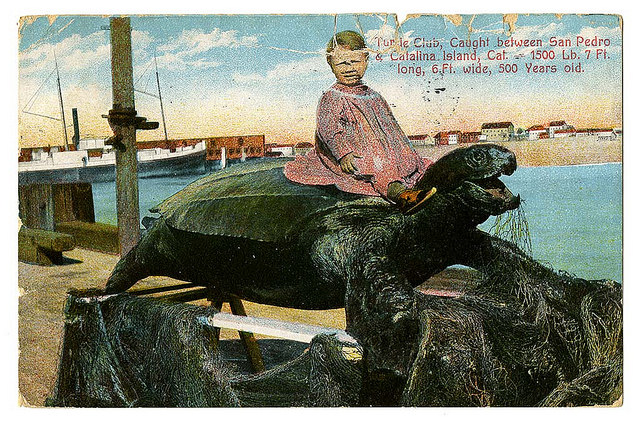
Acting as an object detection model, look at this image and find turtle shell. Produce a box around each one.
[151,158,370,242]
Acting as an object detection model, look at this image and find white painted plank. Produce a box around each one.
[198,312,357,344]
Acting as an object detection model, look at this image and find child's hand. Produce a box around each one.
[339,153,362,174]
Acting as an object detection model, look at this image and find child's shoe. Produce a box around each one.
[395,187,437,215]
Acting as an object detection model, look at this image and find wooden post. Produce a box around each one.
[110,17,140,256]
[19,183,94,230]
[228,296,266,373]
[18,184,54,231]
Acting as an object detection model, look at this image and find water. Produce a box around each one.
[480,163,622,282]
[93,175,204,228]
[93,162,622,282]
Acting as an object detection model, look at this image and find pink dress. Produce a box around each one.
[284,82,431,197]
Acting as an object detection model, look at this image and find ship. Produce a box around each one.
[18,134,266,185]
[19,54,263,185]
[18,138,209,185]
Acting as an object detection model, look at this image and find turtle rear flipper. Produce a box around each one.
[105,218,181,294]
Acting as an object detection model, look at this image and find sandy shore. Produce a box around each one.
[416,137,622,167]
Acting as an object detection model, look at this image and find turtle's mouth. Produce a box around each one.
[465,172,520,211]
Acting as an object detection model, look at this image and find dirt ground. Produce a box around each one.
[17,247,348,407]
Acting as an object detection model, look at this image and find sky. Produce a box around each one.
[17,13,622,147]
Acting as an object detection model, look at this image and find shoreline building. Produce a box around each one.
[459,131,482,144]
[481,122,514,142]
[553,128,577,138]
[548,120,571,138]
[408,134,435,147]
[576,128,618,140]
[527,125,547,141]
[265,143,295,157]
[203,135,265,162]
[433,131,461,146]
[293,142,314,156]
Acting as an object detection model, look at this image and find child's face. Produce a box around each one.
[328,46,369,86]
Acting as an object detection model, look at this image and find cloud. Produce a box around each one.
[153,28,258,71]
[158,28,258,54]
[132,30,154,50]
[153,50,222,72]
[19,31,111,76]
[232,54,326,83]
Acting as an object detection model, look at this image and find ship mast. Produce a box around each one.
[54,51,70,150]
[154,53,168,141]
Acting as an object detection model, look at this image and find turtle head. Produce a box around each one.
[415,144,520,220]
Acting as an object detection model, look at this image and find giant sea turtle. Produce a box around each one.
[100,143,622,406]
[105,143,519,308]
[104,143,518,379]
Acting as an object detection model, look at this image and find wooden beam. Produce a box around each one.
[19,226,75,265]
[109,17,140,256]
[55,221,119,254]
[198,312,357,345]
[75,292,357,345]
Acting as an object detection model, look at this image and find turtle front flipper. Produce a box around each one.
[105,218,183,293]
[342,253,430,406]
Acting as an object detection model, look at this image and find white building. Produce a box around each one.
[408,134,435,147]
[266,143,295,157]
[594,129,617,140]
[293,142,314,156]
[447,132,460,145]
[553,129,576,138]
[527,125,547,140]
[548,121,570,138]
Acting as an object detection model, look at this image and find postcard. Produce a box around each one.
[17,13,622,407]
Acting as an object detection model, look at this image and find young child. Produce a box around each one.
[284,30,436,214]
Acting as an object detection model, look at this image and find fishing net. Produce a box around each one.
[47,225,621,407]
[402,233,622,407]
[46,289,238,407]
[46,289,364,407]
[489,200,532,255]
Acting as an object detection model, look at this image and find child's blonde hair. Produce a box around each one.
[326,31,367,63]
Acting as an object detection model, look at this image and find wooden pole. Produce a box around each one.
[71,108,80,146]
[154,53,169,141]
[228,296,266,373]
[54,51,69,150]
[110,17,140,256]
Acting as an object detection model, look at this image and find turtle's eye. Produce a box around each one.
[466,149,489,168]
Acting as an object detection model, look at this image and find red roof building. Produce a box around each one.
[459,131,482,144]
[433,131,449,146]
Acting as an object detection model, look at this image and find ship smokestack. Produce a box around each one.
[72,108,80,147]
